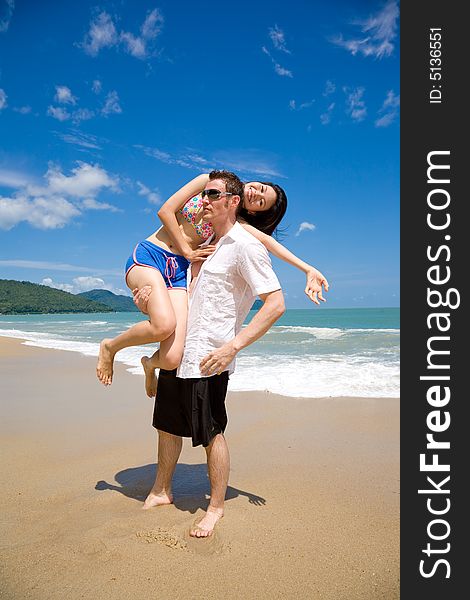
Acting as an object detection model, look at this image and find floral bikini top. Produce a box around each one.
[179,194,213,240]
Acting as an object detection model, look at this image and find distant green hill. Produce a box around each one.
[78,289,138,312]
[0,280,113,314]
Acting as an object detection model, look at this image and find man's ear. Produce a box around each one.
[231,195,241,208]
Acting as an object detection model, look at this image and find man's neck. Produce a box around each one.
[211,215,237,244]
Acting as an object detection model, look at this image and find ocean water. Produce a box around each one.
[0,308,399,398]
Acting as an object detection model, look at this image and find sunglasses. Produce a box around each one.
[201,189,234,201]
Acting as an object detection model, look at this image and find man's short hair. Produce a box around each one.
[209,170,244,201]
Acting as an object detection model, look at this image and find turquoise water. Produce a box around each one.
[274,307,399,329]
[0,308,400,398]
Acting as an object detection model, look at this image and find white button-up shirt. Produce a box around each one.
[177,222,281,378]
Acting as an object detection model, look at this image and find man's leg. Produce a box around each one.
[143,430,182,510]
[190,433,230,537]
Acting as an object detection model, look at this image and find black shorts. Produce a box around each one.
[152,369,229,448]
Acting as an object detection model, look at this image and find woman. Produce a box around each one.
[96,171,328,389]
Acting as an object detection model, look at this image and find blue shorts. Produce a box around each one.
[125,240,190,289]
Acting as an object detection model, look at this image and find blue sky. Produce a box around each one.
[0,0,399,308]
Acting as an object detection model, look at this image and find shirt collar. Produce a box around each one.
[224,221,244,241]
[209,221,244,245]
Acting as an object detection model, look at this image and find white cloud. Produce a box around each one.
[140,8,164,40]
[268,25,291,54]
[134,144,283,179]
[0,259,121,276]
[72,276,109,293]
[289,98,314,111]
[81,11,118,56]
[375,90,400,127]
[375,112,395,128]
[42,276,128,295]
[121,8,163,58]
[0,168,32,189]
[120,32,146,58]
[92,79,102,94]
[137,181,162,205]
[80,198,121,212]
[55,130,102,150]
[13,105,32,114]
[344,86,367,122]
[274,63,293,78]
[0,162,120,230]
[48,82,119,123]
[101,90,122,116]
[135,145,171,162]
[39,162,119,198]
[0,0,14,33]
[323,80,336,96]
[0,88,7,110]
[41,277,74,293]
[320,102,335,125]
[47,105,71,121]
[134,145,197,170]
[214,150,284,178]
[71,107,95,124]
[0,194,80,230]
[50,87,90,124]
[331,0,399,59]
[184,153,212,168]
[141,8,163,39]
[261,46,293,78]
[54,85,77,105]
[295,222,316,236]
[382,89,400,110]
[80,8,163,60]
[136,144,280,178]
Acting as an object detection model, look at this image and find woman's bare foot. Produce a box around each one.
[142,491,173,510]
[189,506,224,538]
[141,356,157,397]
[96,339,115,385]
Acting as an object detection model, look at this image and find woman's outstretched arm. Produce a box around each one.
[240,223,329,304]
[157,173,211,259]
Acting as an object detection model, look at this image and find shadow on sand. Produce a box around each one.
[95,463,266,514]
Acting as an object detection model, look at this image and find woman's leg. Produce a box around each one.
[96,266,177,386]
[141,289,188,397]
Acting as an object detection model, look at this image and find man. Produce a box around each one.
[140,170,285,538]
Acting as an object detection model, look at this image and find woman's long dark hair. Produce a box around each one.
[237,182,288,236]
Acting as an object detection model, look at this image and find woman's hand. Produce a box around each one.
[185,245,217,263]
[305,268,329,305]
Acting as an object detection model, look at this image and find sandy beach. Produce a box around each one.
[0,336,399,599]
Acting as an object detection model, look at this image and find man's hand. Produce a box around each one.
[132,285,152,314]
[200,341,237,376]
[305,269,329,305]
[186,245,216,263]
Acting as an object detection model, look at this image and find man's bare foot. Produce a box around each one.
[141,356,157,398]
[142,491,173,510]
[96,339,115,386]
[189,506,224,538]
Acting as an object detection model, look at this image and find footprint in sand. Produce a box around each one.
[136,528,188,551]
[136,526,229,555]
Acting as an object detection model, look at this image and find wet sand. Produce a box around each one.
[0,336,399,599]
